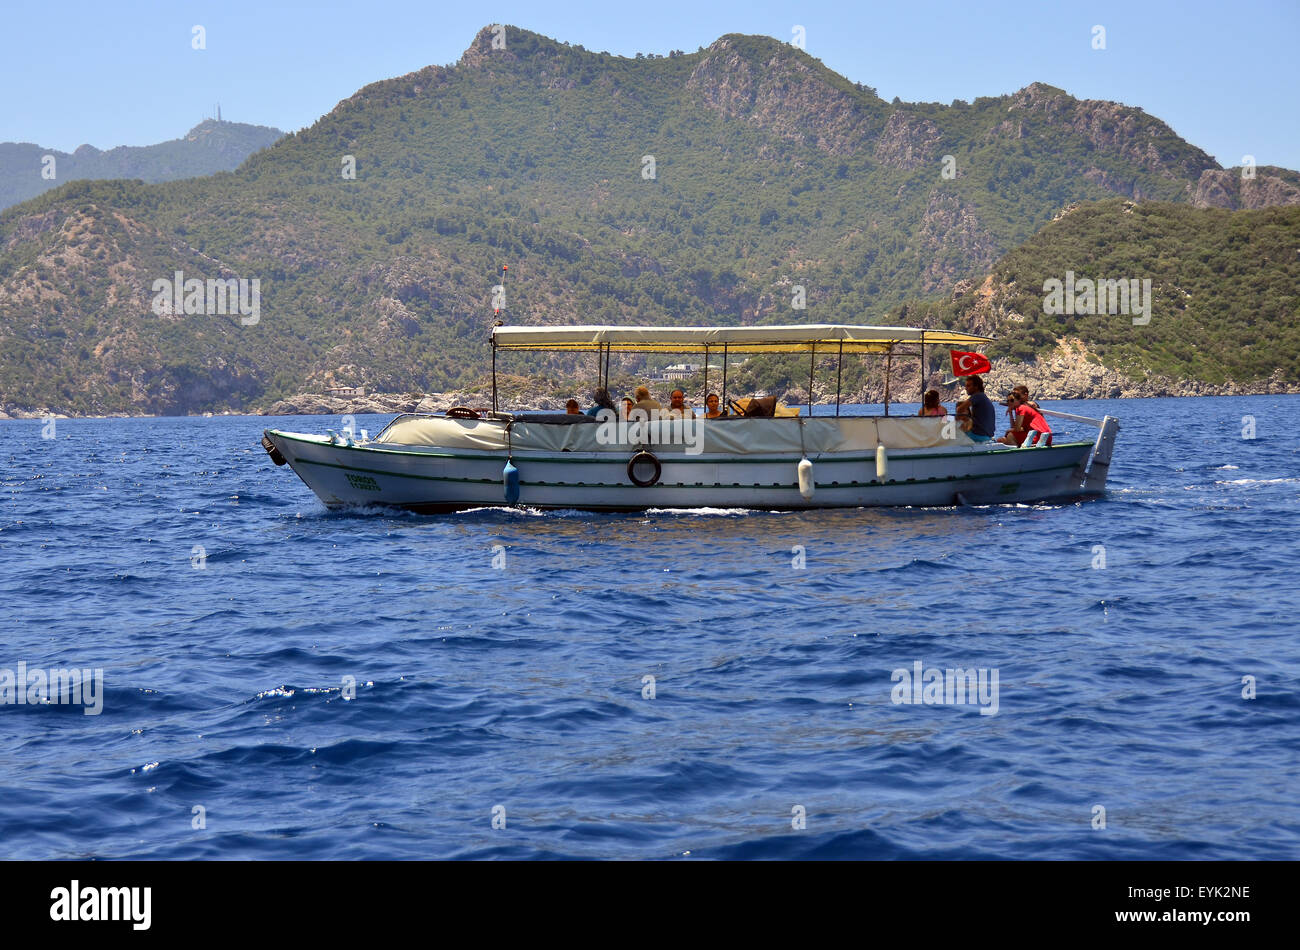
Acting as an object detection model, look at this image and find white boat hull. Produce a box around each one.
[262,423,1113,512]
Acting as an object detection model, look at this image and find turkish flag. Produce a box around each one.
[950,350,991,377]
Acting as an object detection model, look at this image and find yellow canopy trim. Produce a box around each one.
[490,324,992,354]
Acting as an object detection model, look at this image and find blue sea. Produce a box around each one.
[2,395,1297,859]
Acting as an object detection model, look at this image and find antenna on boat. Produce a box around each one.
[493,264,508,319]
[490,264,508,413]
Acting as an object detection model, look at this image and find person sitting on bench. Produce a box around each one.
[956,376,996,442]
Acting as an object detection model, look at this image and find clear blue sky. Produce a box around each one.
[5,0,1297,169]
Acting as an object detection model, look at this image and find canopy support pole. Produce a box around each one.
[703,345,709,402]
[491,340,498,413]
[884,345,892,417]
[920,340,926,402]
[835,341,844,416]
[808,343,815,417]
[722,344,729,411]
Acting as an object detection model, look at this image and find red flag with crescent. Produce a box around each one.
[950,350,991,377]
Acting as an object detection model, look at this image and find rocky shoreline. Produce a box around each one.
[4,353,1297,420]
[252,368,1300,419]
[830,342,1300,405]
[258,391,552,416]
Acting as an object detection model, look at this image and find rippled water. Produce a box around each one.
[2,396,1297,859]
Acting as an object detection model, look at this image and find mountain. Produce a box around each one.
[1191,165,1300,211]
[882,199,1300,396]
[0,25,1296,416]
[0,119,285,212]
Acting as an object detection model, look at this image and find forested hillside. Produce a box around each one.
[0,25,1295,415]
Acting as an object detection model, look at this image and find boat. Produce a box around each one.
[260,324,1119,512]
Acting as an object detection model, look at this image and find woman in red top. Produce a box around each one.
[997,394,1025,444]
[1010,393,1052,445]
[1013,385,1040,410]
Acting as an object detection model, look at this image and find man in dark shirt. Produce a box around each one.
[960,375,996,442]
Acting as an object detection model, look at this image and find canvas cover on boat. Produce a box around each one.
[375,414,969,454]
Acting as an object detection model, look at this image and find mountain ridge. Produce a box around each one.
[0,24,1296,416]
[0,119,286,212]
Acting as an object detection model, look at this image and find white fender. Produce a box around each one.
[876,444,888,480]
[797,458,815,500]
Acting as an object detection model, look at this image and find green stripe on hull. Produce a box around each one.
[269,429,1091,466]
[294,455,1082,491]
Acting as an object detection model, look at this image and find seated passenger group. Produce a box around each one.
[569,386,733,419]
[921,376,1052,445]
[632,387,694,419]
[565,377,1050,443]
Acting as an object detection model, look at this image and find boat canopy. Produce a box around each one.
[490,324,993,354]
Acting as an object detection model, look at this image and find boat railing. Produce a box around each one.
[1038,408,1109,429]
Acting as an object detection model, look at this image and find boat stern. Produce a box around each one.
[1081,414,1121,494]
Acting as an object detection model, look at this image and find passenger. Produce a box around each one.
[998,389,1023,444]
[956,375,996,442]
[565,399,581,415]
[621,397,635,419]
[585,387,616,418]
[997,395,1029,446]
[917,390,947,417]
[996,387,1041,442]
[665,388,688,418]
[1008,392,1053,445]
[704,393,727,419]
[1013,385,1041,411]
[633,385,662,416]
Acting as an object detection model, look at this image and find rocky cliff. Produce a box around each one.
[1192,166,1300,210]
